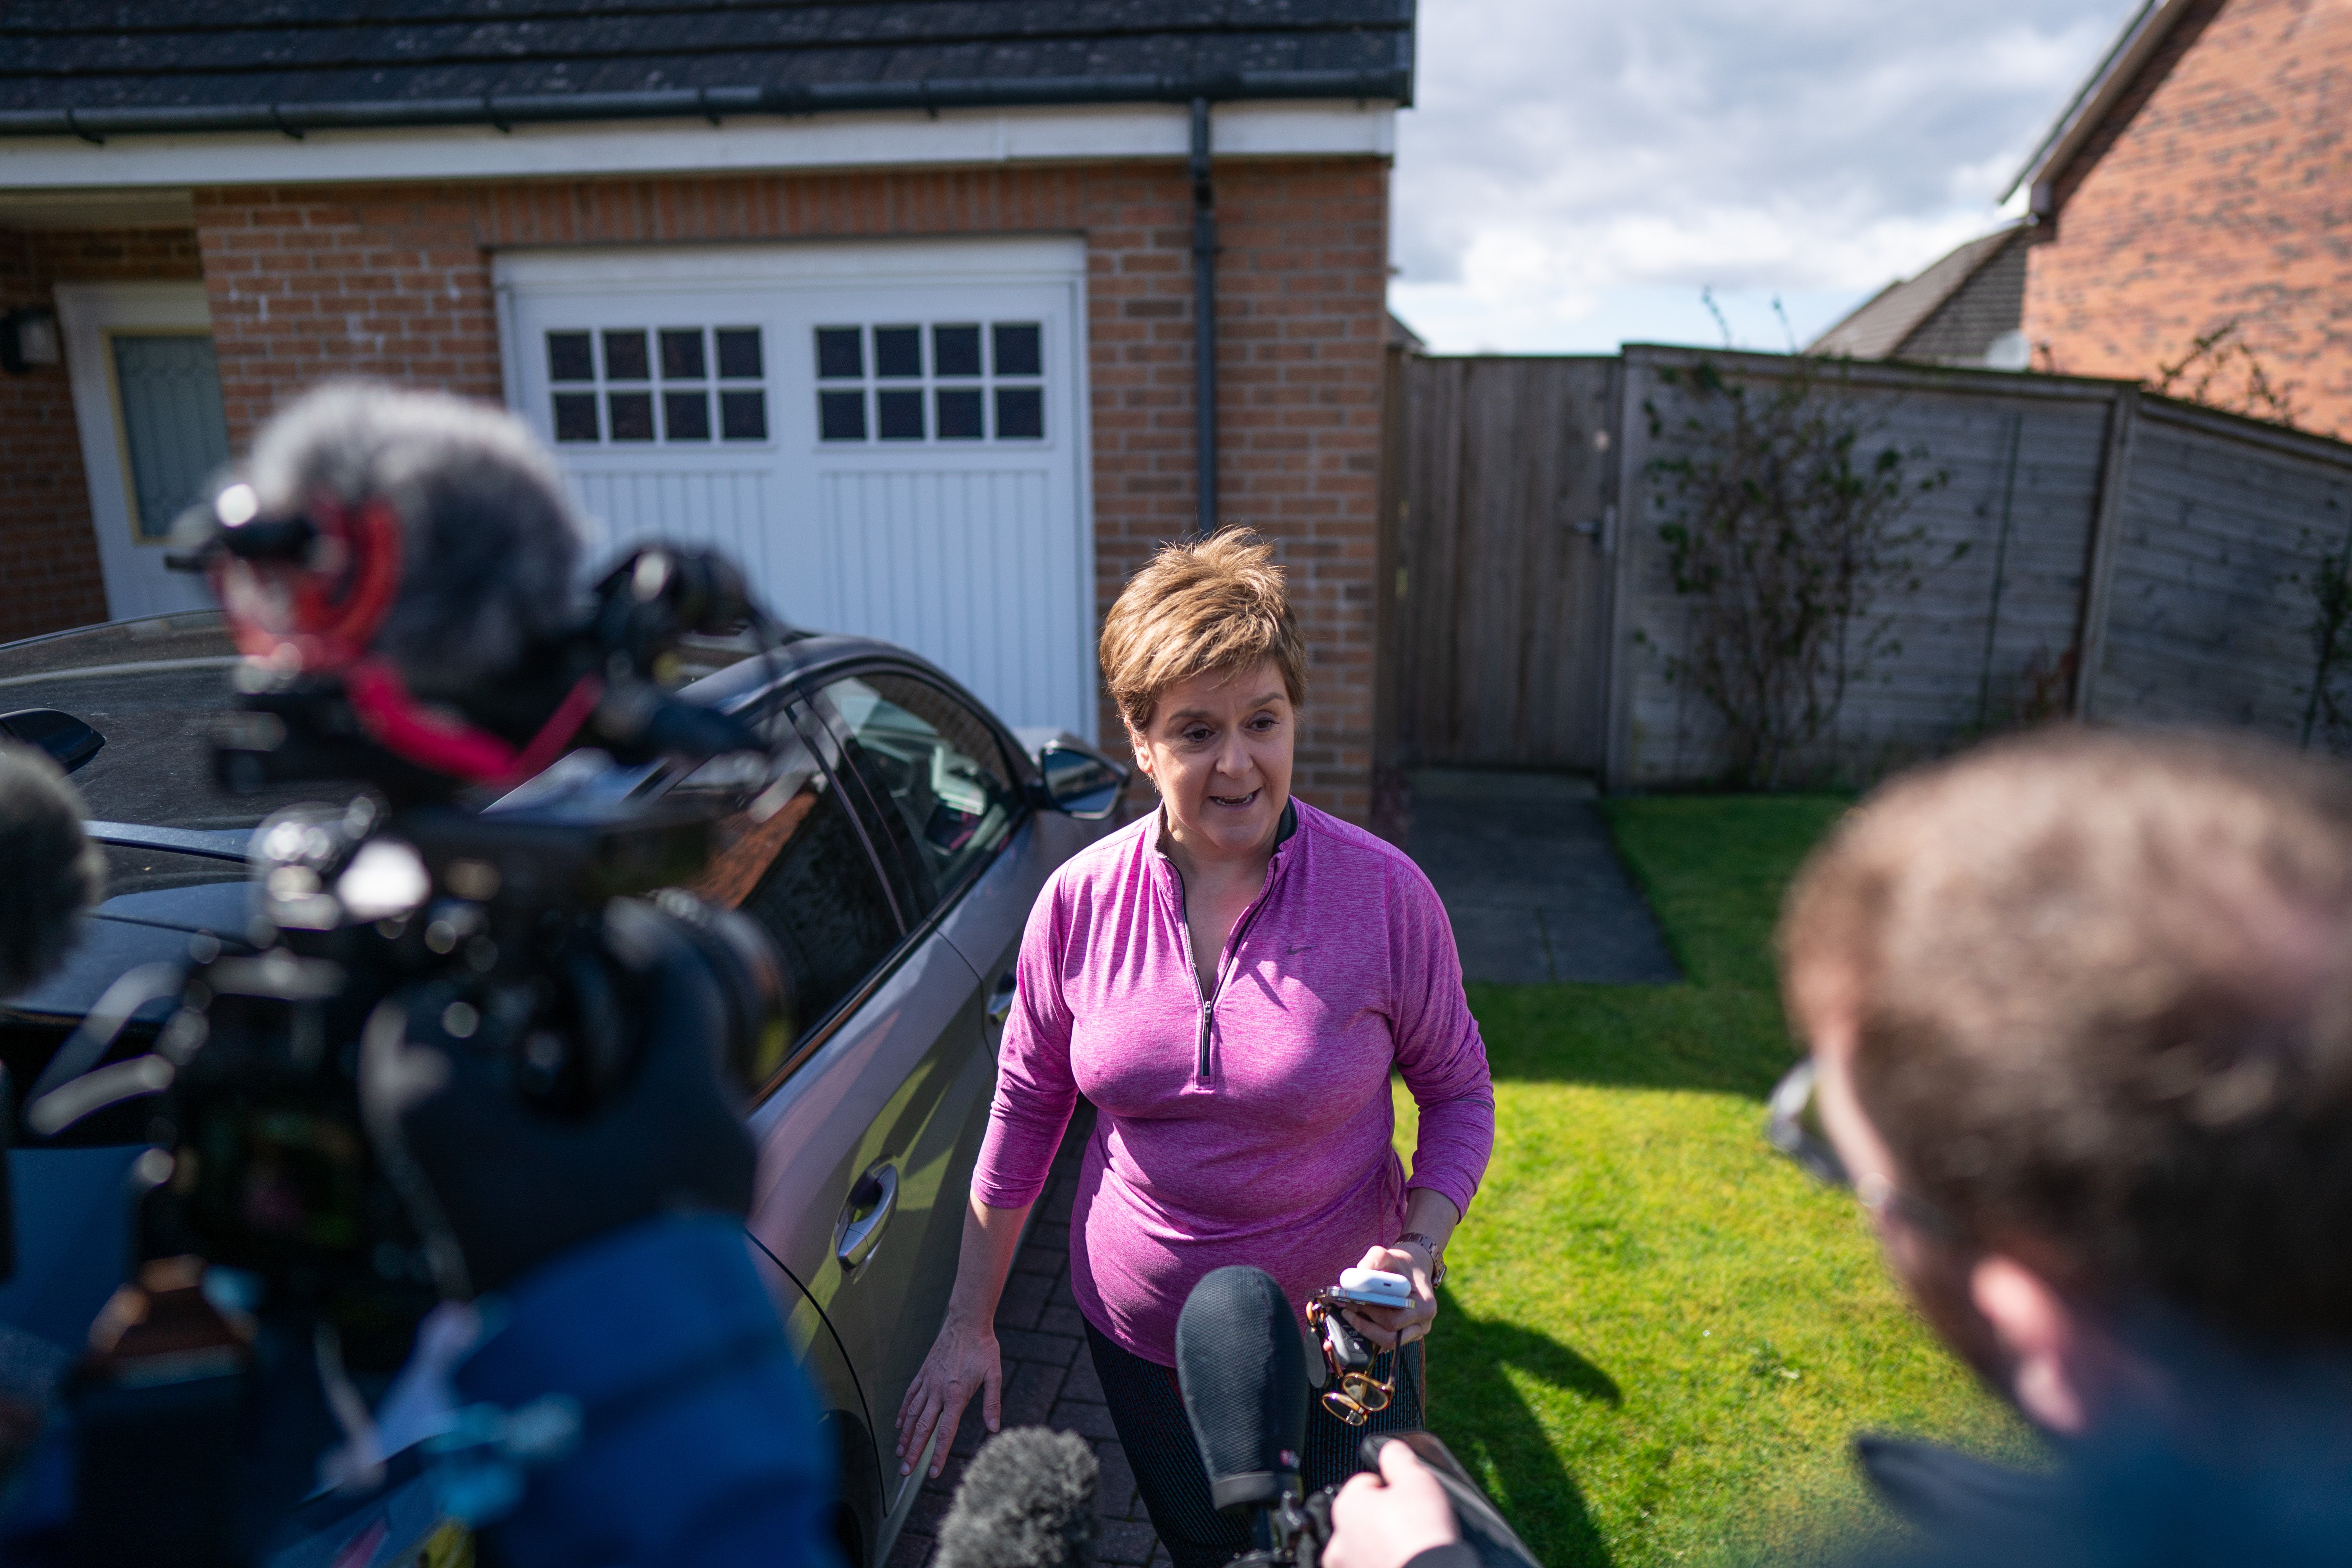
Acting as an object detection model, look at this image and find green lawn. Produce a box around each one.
[1396,795,2038,1566]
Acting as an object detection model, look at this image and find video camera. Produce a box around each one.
[23,534,793,1357]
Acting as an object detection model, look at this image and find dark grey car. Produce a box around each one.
[0,612,1129,1567]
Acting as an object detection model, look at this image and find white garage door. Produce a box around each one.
[495,238,1094,740]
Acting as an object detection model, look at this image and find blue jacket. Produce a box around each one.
[451,1212,840,1568]
[0,1214,840,1568]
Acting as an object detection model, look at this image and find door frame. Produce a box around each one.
[52,281,222,624]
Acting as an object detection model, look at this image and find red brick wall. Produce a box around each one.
[191,160,1390,818]
[0,225,204,641]
[2023,0,2352,436]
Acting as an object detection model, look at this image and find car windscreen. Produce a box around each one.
[0,613,334,899]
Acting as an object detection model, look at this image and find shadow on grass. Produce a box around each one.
[1428,1285,1619,1568]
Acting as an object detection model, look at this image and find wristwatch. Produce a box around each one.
[1396,1231,1447,1286]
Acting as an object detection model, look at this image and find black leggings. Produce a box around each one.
[1085,1321,1426,1568]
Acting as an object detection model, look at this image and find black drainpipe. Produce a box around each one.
[1190,96,1218,538]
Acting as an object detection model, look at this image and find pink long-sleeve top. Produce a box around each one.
[971,798,1496,1366]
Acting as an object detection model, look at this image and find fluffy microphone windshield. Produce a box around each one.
[0,748,102,997]
[935,1427,1099,1568]
[247,382,583,698]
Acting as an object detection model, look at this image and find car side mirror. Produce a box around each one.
[0,709,104,775]
[1035,743,1127,821]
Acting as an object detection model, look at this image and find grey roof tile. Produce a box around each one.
[0,1,1414,126]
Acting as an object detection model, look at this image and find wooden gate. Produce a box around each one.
[1382,355,1621,773]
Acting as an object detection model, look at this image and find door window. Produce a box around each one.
[678,707,903,1071]
[546,325,768,445]
[808,673,1020,922]
[813,321,1045,444]
[109,334,230,541]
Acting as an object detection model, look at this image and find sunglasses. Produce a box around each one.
[1765,1060,1966,1244]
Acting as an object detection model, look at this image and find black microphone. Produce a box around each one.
[0,744,103,1000]
[934,1426,1100,1568]
[1177,1265,1309,1524]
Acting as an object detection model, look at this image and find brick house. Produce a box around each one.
[2010,0,2352,434]
[0,4,1412,820]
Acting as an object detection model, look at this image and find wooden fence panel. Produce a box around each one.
[1394,355,1617,770]
[1389,344,2352,791]
[2094,404,2352,745]
[1608,350,2113,786]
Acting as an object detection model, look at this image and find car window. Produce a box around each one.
[807,672,1020,923]
[677,705,904,1067]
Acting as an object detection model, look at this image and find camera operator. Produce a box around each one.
[0,386,838,1568]
[1327,726,2352,1568]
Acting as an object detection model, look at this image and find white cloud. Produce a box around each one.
[1390,0,2143,353]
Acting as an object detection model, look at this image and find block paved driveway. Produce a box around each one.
[890,1106,1169,1568]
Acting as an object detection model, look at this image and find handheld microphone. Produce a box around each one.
[1178,1265,1312,1560]
[934,1426,1100,1568]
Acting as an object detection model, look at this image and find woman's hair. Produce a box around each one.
[1099,530,1305,731]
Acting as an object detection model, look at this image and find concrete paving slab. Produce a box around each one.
[1404,770,1681,986]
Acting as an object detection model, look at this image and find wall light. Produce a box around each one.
[0,307,61,374]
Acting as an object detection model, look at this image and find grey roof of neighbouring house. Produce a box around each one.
[0,1,1416,139]
[1808,223,2027,361]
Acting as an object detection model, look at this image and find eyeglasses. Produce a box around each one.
[1765,1060,1966,1244]
[1305,1293,1395,1426]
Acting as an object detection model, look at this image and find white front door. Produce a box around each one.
[495,238,1095,740]
[54,282,226,622]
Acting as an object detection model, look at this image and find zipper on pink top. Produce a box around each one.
[1165,846,1287,1085]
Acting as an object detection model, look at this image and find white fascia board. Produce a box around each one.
[494,234,1087,289]
[0,100,1394,192]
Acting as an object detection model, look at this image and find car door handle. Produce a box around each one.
[986,972,1016,1027]
[836,1161,898,1271]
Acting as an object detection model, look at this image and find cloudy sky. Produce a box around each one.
[1387,0,2144,354]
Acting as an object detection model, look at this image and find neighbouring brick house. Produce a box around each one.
[0,4,1414,820]
[2011,0,2352,434]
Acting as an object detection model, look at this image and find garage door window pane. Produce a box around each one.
[660,328,706,381]
[995,386,1044,440]
[608,391,655,441]
[602,329,650,381]
[664,390,711,441]
[993,323,1042,377]
[817,390,864,441]
[553,392,600,443]
[936,388,984,440]
[934,324,982,378]
[877,389,925,441]
[815,328,861,380]
[874,326,923,379]
[547,332,595,383]
[722,388,770,441]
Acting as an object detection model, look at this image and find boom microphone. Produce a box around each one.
[934,1427,1100,1568]
[1177,1266,1309,1514]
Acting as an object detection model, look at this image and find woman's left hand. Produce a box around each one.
[1342,1241,1437,1350]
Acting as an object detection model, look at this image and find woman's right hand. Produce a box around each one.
[895,1317,1003,1478]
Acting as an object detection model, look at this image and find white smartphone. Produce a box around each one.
[1329,1266,1414,1308]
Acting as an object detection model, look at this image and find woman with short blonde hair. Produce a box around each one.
[898,532,1494,1568]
